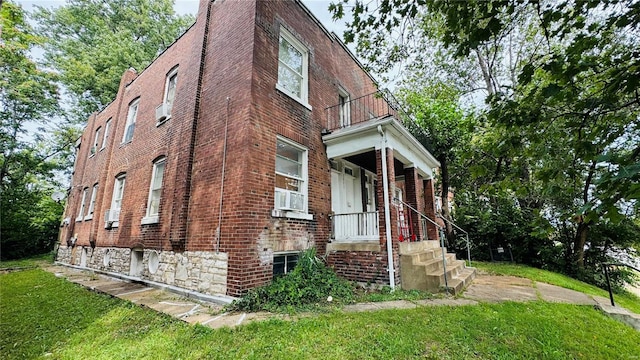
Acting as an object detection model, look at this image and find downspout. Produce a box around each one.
[378,125,395,289]
[215,97,231,253]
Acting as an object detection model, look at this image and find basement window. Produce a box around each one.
[273,252,299,276]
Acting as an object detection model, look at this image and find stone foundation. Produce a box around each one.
[56,245,228,296]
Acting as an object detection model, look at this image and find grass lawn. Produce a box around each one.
[474,261,640,314]
[2,269,639,359]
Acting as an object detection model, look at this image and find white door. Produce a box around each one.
[343,166,358,213]
[331,170,343,213]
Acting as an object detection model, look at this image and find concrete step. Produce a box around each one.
[425,259,467,282]
[399,240,441,255]
[446,267,477,295]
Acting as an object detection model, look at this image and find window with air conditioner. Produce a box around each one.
[76,187,88,222]
[156,68,178,124]
[274,137,308,217]
[276,27,309,108]
[122,99,139,144]
[142,157,166,224]
[91,126,101,156]
[84,183,98,220]
[106,174,125,228]
[101,119,111,150]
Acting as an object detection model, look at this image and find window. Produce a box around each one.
[164,69,178,118]
[274,137,308,214]
[338,89,350,127]
[273,252,299,276]
[101,119,111,150]
[107,174,126,227]
[85,184,98,220]
[76,187,88,221]
[142,158,166,224]
[91,127,101,155]
[277,28,309,106]
[122,99,139,143]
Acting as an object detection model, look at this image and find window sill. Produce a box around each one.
[275,84,312,111]
[271,209,313,220]
[141,216,159,225]
[83,215,93,221]
[119,140,132,147]
[105,221,119,229]
[75,217,83,222]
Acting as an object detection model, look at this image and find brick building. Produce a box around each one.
[57,0,475,297]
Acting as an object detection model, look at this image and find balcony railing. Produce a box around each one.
[331,211,380,242]
[325,90,403,131]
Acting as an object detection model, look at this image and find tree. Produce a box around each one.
[331,0,640,281]
[33,0,194,122]
[399,82,473,241]
[1,1,66,259]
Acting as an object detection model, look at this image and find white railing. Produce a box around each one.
[332,211,379,241]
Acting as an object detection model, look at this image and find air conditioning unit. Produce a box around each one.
[90,146,97,155]
[274,189,304,211]
[155,103,169,122]
[104,209,120,228]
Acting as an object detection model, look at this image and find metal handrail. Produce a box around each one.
[602,262,640,307]
[437,214,472,267]
[393,197,450,292]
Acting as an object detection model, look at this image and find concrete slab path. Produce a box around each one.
[43,264,639,331]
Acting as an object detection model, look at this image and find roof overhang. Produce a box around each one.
[323,116,440,179]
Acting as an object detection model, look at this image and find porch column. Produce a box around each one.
[404,167,424,241]
[423,178,439,240]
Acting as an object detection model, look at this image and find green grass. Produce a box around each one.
[0,253,54,269]
[474,261,640,314]
[2,269,640,359]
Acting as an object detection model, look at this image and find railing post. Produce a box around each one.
[603,264,615,307]
[466,234,472,267]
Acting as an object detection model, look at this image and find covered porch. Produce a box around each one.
[323,91,442,288]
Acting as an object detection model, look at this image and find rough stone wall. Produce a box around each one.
[56,245,228,296]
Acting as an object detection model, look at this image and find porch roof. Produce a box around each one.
[322,116,440,179]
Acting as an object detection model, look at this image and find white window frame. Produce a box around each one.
[122,99,139,144]
[273,251,300,276]
[273,136,312,220]
[108,175,126,227]
[101,119,111,150]
[338,88,351,127]
[76,187,88,222]
[163,68,178,122]
[84,183,98,220]
[142,157,166,224]
[276,27,311,110]
[91,127,101,156]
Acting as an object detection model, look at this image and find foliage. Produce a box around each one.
[228,248,356,313]
[0,1,68,260]
[331,0,640,285]
[3,268,640,359]
[475,261,640,314]
[33,0,194,122]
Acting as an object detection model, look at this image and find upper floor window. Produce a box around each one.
[274,137,308,215]
[76,187,88,222]
[101,119,111,150]
[142,157,166,224]
[106,174,125,227]
[277,28,309,107]
[85,183,98,220]
[338,88,351,127]
[156,69,178,124]
[91,127,101,156]
[122,99,139,144]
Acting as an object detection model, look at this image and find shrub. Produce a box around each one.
[227,248,355,312]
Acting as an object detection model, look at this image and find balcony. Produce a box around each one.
[325,90,402,131]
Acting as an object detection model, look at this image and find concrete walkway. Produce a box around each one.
[43,264,639,331]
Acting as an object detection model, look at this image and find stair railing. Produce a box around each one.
[437,215,472,267]
[602,262,640,307]
[393,197,450,292]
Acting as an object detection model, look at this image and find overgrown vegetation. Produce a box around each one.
[227,249,356,312]
[2,268,640,359]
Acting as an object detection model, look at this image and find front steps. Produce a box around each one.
[399,240,476,294]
